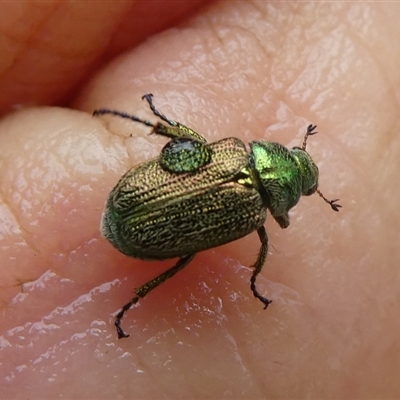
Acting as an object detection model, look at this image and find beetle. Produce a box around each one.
[94,94,341,338]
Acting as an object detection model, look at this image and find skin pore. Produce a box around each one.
[1,2,400,399]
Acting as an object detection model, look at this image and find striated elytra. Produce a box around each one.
[94,94,341,339]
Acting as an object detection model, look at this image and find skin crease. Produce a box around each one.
[1,1,400,399]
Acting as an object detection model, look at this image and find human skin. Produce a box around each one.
[1,2,400,399]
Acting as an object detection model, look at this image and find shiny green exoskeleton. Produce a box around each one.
[94,94,341,338]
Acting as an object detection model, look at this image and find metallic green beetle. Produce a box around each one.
[94,94,341,338]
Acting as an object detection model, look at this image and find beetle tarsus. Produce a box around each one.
[250,274,273,309]
[328,199,342,212]
[317,190,342,212]
[142,93,177,127]
[115,297,140,339]
[302,124,318,150]
[307,124,318,136]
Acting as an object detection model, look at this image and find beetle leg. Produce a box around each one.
[301,124,318,151]
[142,93,176,126]
[142,94,208,144]
[93,95,208,143]
[250,226,273,309]
[115,254,195,339]
[316,190,342,211]
[152,122,208,144]
[93,108,155,128]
